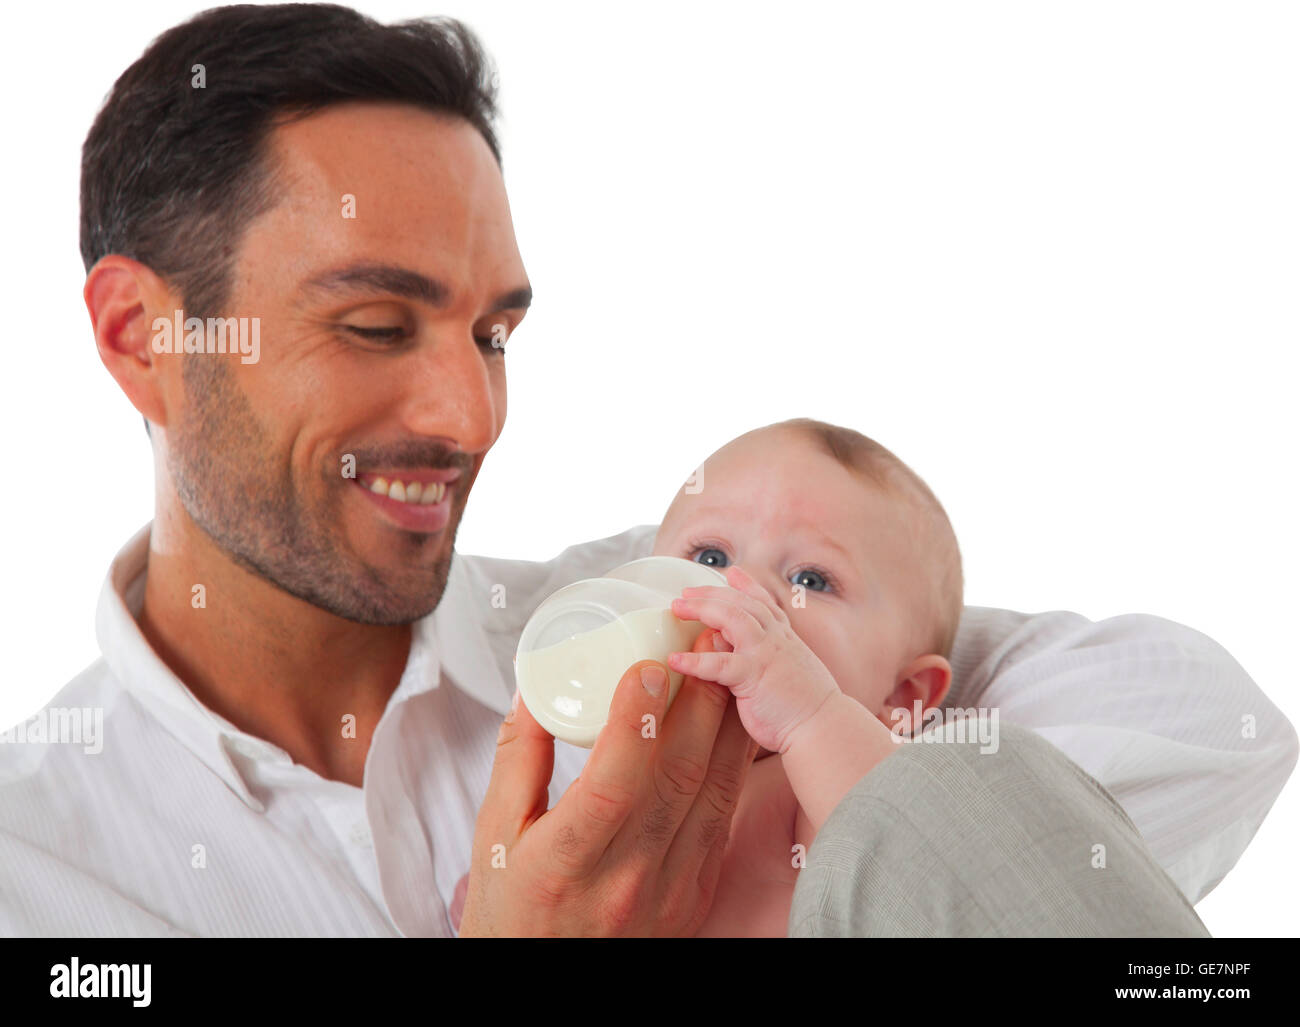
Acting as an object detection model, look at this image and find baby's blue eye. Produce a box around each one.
[791,568,829,592]
[693,547,729,569]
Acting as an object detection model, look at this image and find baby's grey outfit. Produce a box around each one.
[787,724,1210,937]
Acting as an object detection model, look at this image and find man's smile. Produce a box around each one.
[353,469,460,532]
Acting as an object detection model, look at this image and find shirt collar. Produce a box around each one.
[96,523,271,810]
[95,523,504,809]
[430,550,515,718]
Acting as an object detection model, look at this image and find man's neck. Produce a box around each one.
[137,507,412,788]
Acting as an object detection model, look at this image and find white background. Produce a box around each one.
[0,1,1294,935]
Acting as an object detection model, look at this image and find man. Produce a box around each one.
[0,5,1293,936]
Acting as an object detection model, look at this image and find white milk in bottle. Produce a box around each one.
[513,557,727,748]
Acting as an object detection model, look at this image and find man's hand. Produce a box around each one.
[458,628,758,936]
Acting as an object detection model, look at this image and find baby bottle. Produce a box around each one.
[514,556,727,747]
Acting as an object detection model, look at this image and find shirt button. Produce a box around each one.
[349,822,373,848]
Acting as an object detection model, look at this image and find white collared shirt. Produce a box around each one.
[0,523,1295,935]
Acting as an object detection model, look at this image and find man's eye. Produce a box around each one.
[791,568,830,592]
[691,547,729,568]
[476,321,511,355]
[342,325,407,342]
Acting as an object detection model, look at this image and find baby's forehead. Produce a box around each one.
[670,452,909,546]
[728,434,904,509]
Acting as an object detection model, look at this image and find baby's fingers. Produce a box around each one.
[670,595,765,649]
[724,564,789,624]
[667,648,738,687]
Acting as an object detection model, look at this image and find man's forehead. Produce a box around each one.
[249,103,524,294]
[271,101,488,165]
[266,103,505,223]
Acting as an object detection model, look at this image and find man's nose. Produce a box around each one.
[398,328,501,453]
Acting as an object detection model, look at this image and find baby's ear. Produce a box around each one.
[882,654,953,717]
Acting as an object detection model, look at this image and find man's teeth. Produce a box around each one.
[367,477,446,505]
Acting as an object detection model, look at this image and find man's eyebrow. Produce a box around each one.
[301,262,532,313]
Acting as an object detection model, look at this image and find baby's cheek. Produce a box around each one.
[802,622,890,709]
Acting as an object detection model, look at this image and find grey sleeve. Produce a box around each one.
[787,724,1210,937]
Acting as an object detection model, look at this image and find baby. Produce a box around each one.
[651,417,963,936]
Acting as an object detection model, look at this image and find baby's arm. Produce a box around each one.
[781,692,900,835]
[668,564,904,837]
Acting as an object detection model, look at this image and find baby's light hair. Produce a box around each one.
[768,418,965,663]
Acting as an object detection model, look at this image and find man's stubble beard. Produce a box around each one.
[167,357,459,625]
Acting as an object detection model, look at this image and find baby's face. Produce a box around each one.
[653,429,932,724]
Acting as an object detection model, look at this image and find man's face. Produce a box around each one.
[164,102,530,623]
[652,430,922,717]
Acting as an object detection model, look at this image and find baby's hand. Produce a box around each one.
[668,564,842,756]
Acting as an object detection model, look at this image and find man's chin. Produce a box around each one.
[347,559,454,625]
[322,586,447,626]
[271,540,455,627]
[337,511,462,623]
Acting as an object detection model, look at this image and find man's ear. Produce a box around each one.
[879,654,953,723]
[84,255,178,431]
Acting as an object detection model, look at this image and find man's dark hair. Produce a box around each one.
[80,2,501,323]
